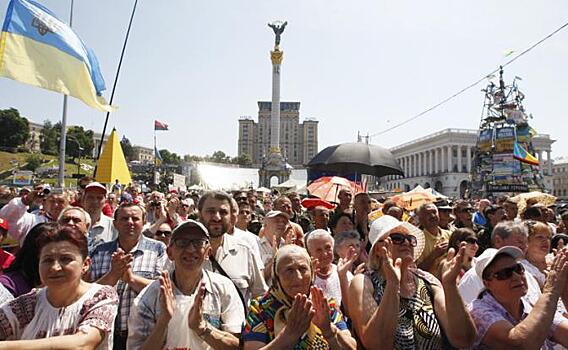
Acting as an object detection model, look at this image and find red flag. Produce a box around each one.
[154,120,168,131]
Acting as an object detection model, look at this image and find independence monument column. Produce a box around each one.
[258,20,292,188]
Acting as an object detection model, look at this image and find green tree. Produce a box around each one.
[209,150,230,163]
[25,153,43,172]
[40,120,61,155]
[183,154,203,162]
[231,153,252,166]
[120,136,135,161]
[0,108,30,148]
[159,149,181,165]
[66,126,94,159]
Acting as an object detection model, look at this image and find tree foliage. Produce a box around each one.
[66,126,94,159]
[25,153,43,172]
[40,120,61,155]
[0,108,30,148]
[159,149,181,165]
[120,136,135,161]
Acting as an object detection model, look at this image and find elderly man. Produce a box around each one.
[335,188,353,214]
[127,220,244,350]
[416,202,452,273]
[198,191,267,306]
[81,182,117,251]
[453,200,480,232]
[90,202,167,349]
[57,206,91,235]
[311,205,331,231]
[0,186,69,245]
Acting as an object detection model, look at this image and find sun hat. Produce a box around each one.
[369,215,425,261]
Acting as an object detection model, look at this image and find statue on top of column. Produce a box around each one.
[268,20,287,48]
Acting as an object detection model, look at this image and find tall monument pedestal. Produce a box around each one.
[259,20,292,188]
[259,147,292,188]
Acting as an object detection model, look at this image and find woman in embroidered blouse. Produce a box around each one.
[242,244,356,350]
[349,215,476,350]
[0,226,118,350]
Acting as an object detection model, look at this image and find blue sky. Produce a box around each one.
[1,0,568,159]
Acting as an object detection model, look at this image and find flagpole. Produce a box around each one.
[57,0,74,188]
[93,0,139,178]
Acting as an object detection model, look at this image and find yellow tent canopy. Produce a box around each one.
[95,128,132,185]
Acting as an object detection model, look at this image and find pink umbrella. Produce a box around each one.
[307,176,363,202]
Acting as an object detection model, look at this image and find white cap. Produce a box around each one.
[475,246,524,280]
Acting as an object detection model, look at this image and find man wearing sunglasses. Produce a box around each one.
[468,246,568,349]
[453,200,482,233]
[128,220,244,350]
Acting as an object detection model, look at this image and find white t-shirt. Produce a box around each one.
[313,264,352,307]
[127,270,245,350]
[0,284,118,350]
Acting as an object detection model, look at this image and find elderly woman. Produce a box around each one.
[0,226,119,349]
[349,215,476,349]
[329,213,354,236]
[242,244,357,350]
[469,247,568,349]
[523,221,552,287]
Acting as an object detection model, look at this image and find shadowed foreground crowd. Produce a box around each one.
[0,178,566,349]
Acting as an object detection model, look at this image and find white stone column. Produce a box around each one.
[466,146,472,173]
[435,148,440,173]
[419,152,423,176]
[447,145,452,172]
[270,50,282,152]
[457,145,462,173]
[429,150,434,175]
[547,150,552,175]
[538,150,544,176]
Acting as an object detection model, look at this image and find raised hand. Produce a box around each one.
[545,249,568,295]
[380,238,402,286]
[283,294,314,341]
[337,246,359,277]
[310,286,333,336]
[110,249,132,279]
[441,243,466,286]
[158,271,176,322]
[188,283,207,332]
[433,241,449,258]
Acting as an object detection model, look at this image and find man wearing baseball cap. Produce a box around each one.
[81,182,117,251]
[128,220,244,350]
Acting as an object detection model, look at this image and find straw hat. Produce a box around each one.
[369,215,425,261]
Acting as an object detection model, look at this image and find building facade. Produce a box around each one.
[132,145,154,164]
[551,158,568,200]
[238,101,318,167]
[382,128,554,198]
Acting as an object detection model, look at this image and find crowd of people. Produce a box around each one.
[0,177,566,349]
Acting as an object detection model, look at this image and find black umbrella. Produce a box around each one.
[307,142,404,177]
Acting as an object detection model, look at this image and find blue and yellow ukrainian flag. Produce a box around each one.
[0,0,113,112]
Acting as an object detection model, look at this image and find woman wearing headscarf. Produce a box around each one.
[349,215,476,349]
[242,244,356,350]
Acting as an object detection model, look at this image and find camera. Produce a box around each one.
[149,201,161,208]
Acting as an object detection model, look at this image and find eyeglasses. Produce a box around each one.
[155,230,172,237]
[389,233,418,247]
[172,238,209,249]
[462,237,478,245]
[489,262,525,281]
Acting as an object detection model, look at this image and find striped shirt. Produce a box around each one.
[90,235,167,332]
